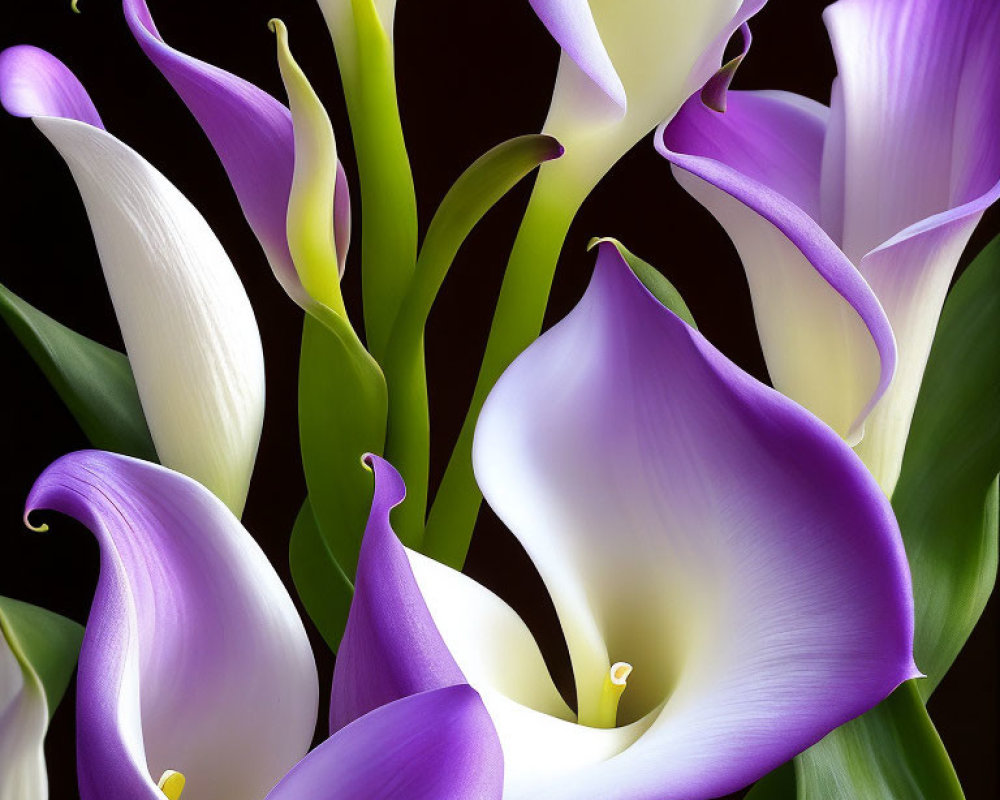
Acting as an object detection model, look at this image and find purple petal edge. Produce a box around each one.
[122,0,309,303]
[657,98,897,437]
[329,455,465,734]
[528,0,626,109]
[269,687,503,800]
[0,45,103,128]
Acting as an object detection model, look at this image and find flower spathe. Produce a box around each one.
[334,243,918,799]
[25,451,319,800]
[659,0,1000,494]
[24,450,504,800]
[0,45,265,515]
[530,0,767,195]
[123,0,351,309]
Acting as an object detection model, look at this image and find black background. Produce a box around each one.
[1,2,997,798]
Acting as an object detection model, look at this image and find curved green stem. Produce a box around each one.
[382,135,565,546]
[422,164,587,568]
[326,1,418,362]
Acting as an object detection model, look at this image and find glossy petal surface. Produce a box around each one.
[124,0,352,299]
[660,90,893,442]
[0,46,265,514]
[272,687,502,800]
[468,242,916,799]
[26,451,318,800]
[330,456,464,733]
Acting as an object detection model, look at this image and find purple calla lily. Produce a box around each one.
[25,451,503,800]
[334,242,918,800]
[123,0,351,305]
[658,0,1000,494]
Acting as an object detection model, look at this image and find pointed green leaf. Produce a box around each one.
[289,496,354,653]
[795,681,963,800]
[0,282,157,460]
[299,313,387,598]
[892,234,1000,696]
[0,596,83,720]
[590,238,697,328]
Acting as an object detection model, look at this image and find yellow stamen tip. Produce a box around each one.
[609,661,632,686]
[157,770,185,800]
[588,661,634,729]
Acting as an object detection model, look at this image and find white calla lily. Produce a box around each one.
[0,46,265,515]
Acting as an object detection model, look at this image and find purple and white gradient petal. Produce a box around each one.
[272,687,503,800]
[658,90,894,445]
[25,451,318,800]
[123,0,351,298]
[661,0,1000,493]
[330,455,465,734]
[0,45,265,515]
[343,244,916,799]
[536,0,769,198]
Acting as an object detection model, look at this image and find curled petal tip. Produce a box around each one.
[700,23,753,113]
[0,45,103,127]
[22,511,48,534]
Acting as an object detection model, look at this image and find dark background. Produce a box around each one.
[1,2,996,798]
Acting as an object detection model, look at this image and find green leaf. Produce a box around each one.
[289,497,354,653]
[299,312,387,594]
[383,134,565,545]
[0,282,157,460]
[0,596,83,720]
[795,681,964,800]
[590,238,697,328]
[892,234,1000,696]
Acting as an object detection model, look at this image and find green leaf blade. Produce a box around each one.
[0,596,83,720]
[289,497,354,653]
[795,681,964,800]
[892,234,1000,695]
[0,282,157,461]
[298,313,386,599]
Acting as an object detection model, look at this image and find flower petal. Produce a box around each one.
[330,455,464,733]
[123,0,352,299]
[26,451,318,800]
[0,46,265,515]
[0,621,46,800]
[659,89,895,443]
[407,550,650,799]
[824,0,1000,262]
[0,45,102,127]
[527,0,626,110]
[471,242,917,798]
[269,687,503,800]
[823,0,1000,491]
[542,0,767,191]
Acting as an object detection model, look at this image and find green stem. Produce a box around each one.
[422,165,586,568]
[332,3,418,362]
[382,334,429,548]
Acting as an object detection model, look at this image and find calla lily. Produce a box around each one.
[335,242,918,799]
[0,46,265,515]
[658,0,1000,495]
[532,0,767,195]
[24,450,503,800]
[123,0,351,313]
